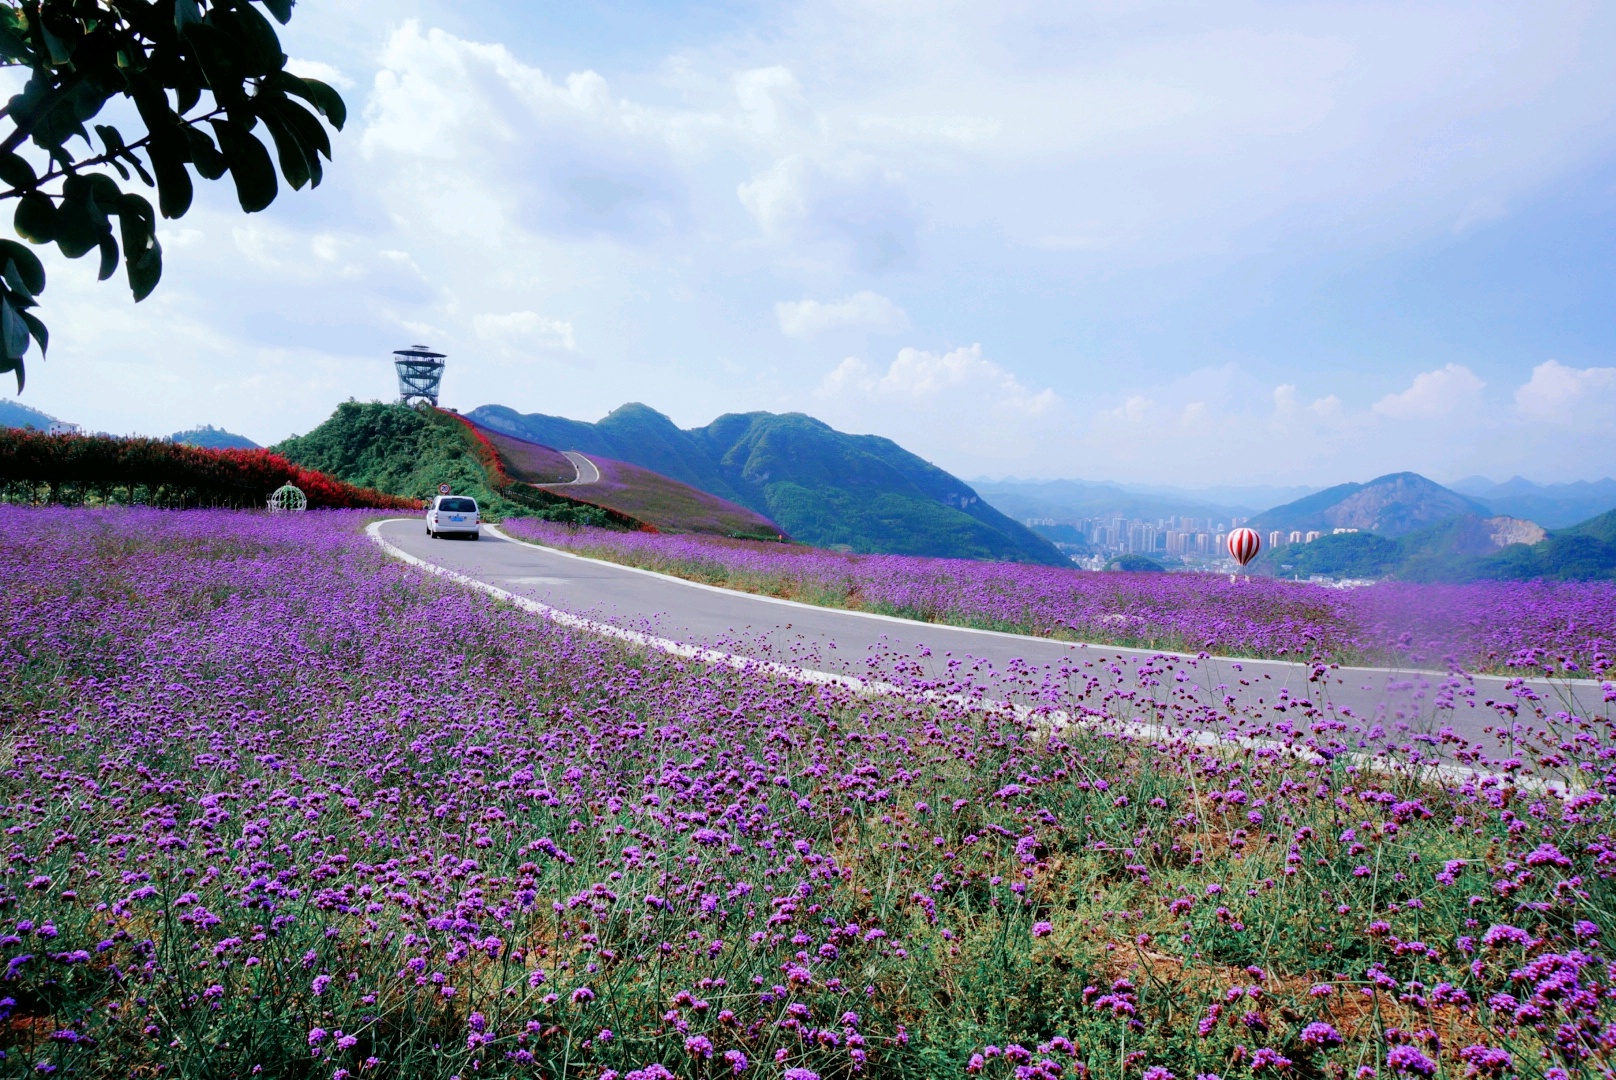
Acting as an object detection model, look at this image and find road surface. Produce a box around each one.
[372,518,1607,763]
[540,451,599,487]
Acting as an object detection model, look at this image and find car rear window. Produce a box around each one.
[438,498,477,513]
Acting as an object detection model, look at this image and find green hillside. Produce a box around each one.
[1472,508,1616,581]
[471,402,746,504]
[0,399,57,430]
[171,424,258,450]
[468,403,1068,565]
[1258,508,1616,582]
[274,402,620,527]
[1248,472,1487,537]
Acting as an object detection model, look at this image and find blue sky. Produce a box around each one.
[11,0,1616,485]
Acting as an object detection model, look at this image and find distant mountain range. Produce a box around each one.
[0,399,57,429]
[972,478,1258,524]
[1247,472,1489,538]
[1252,472,1616,581]
[469,403,1067,565]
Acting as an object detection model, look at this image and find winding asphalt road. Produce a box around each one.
[542,451,599,487]
[372,518,1607,755]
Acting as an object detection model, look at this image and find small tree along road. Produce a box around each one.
[0,0,345,391]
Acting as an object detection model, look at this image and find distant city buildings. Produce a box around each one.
[1022,512,1269,567]
[1026,509,1352,568]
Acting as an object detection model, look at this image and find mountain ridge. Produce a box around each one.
[1248,472,1489,538]
[467,402,1067,565]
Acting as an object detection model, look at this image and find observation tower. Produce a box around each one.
[393,344,447,406]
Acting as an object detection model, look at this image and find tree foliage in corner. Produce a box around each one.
[0,0,345,390]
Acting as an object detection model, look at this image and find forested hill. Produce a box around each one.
[468,403,1068,565]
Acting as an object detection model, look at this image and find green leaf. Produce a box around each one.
[183,126,229,181]
[14,193,57,243]
[97,234,119,281]
[55,176,111,260]
[148,134,195,218]
[257,103,311,190]
[39,22,74,66]
[0,240,47,296]
[0,152,37,191]
[1,293,29,362]
[272,95,331,162]
[175,0,205,30]
[209,118,278,213]
[95,124,127,153]
[0,354,23,393]
[216,2,285,75]
[271,72,346,131]
[85,173,124,205]
[184,23,249,110]
[126,236,162,301]
[115,194,162,302]
[19,309,47,357]
[0,18,30,65]
[1,260,30,300]
[125,152,156,188]
[256,0,295,25]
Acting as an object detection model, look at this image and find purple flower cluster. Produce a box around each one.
[1,506,1614,1078]
[502,519,1616,674]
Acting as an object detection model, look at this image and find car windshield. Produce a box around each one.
[438,498,477,513]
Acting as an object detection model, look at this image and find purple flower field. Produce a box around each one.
[4,506,1616,1078]
[500,520,1616,676]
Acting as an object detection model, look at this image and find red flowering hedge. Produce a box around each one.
[0,429,420,510]
[442,410,513,488]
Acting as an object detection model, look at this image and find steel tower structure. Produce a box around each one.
[393,345,447,406]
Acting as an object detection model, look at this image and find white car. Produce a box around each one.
[426,495,481,539]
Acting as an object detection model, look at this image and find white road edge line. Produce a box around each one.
[367,519,1524,789]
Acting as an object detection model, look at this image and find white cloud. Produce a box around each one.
[1372,364,1485,419]
[1514,360,1616,422]
[285,57,355,91]
[775,291,908,338]
[820,344,1056,415]
[1112,395,1153,423]
[734,66,804,135]
[813,344,1062,463]
[12,4,1616,487]
[1275,383,1346,423]
[737,154,917,270]
[474,311,577,354]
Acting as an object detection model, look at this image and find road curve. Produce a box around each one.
[540,451,600,487]
[372,518,1607,756]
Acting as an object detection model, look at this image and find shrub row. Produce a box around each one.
[0,427,420,509]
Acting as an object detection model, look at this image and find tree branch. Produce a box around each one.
[0,107,228,200]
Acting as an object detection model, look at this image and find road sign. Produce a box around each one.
[438,484,451,495]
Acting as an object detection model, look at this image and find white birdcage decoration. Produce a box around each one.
[267,483,307,513]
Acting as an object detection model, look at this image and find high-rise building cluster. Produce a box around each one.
[1029,514,1252,561]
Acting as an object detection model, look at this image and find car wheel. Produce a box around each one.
[469,532,479,541]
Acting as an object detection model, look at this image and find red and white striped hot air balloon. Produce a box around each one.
[1226,527,1261,567]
